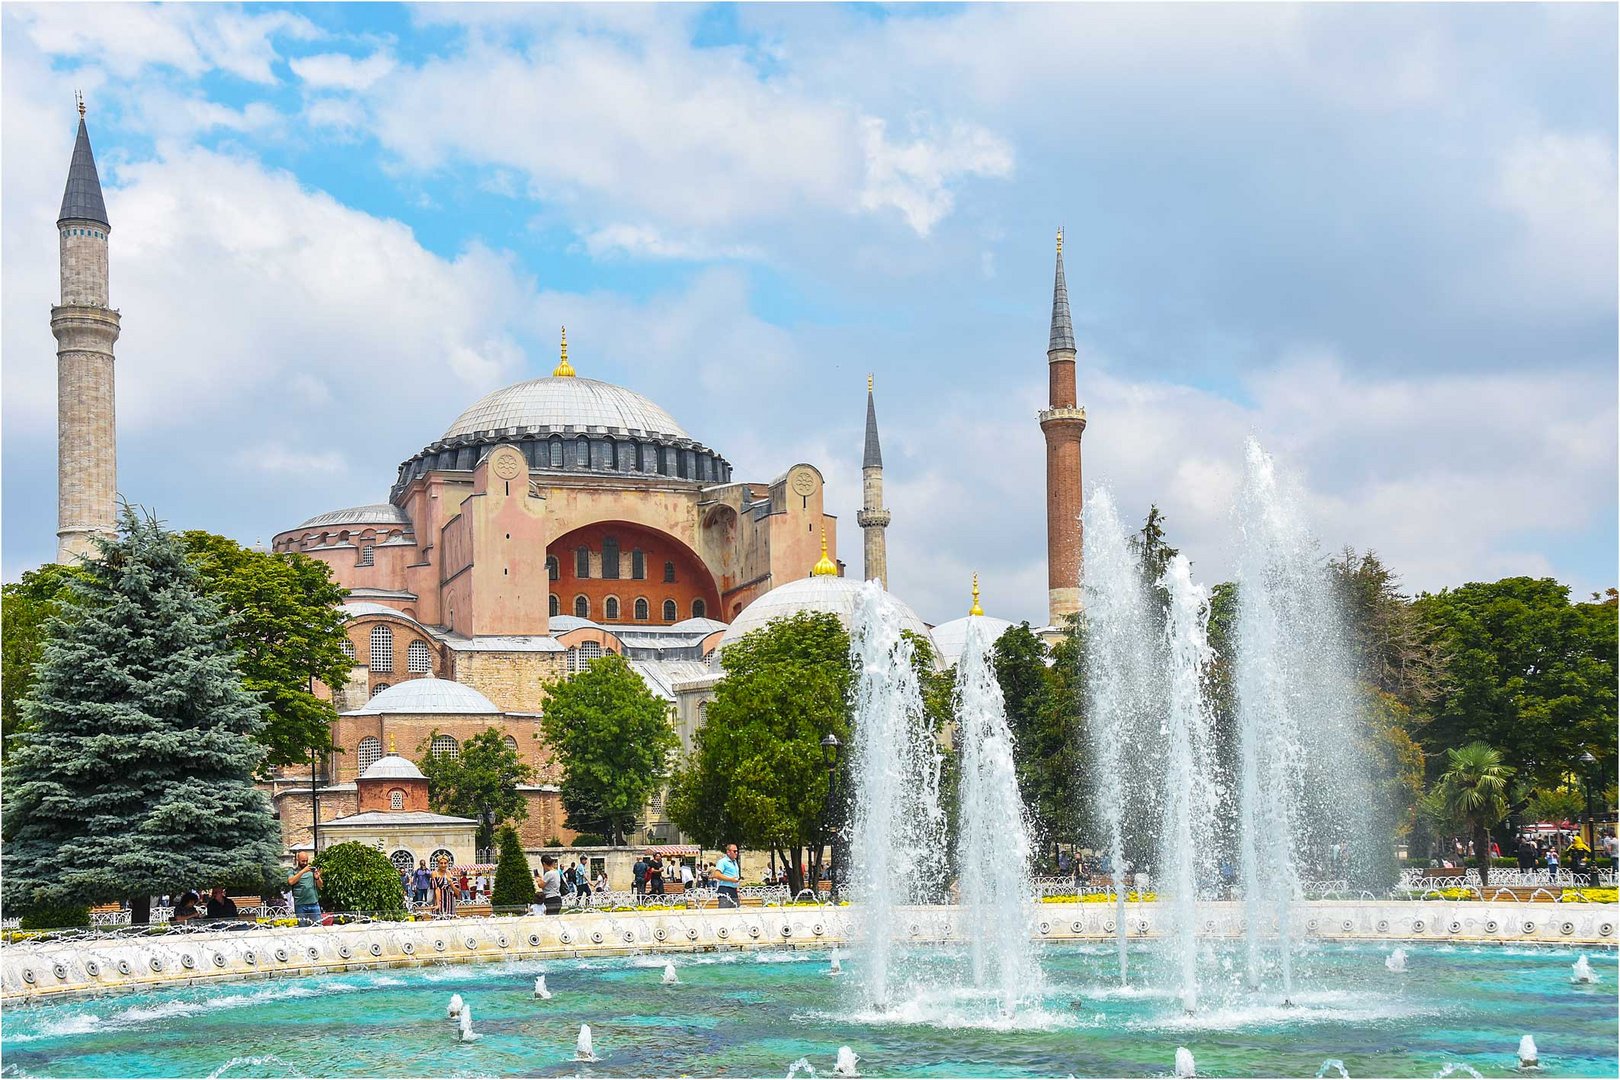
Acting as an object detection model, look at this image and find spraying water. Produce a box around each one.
[847,580,946,1010]
[952,614,1041,1013]
[533,974,552,999]
[1316,1062,1351,1079]
[445,993,463,1019]
[833,1047,861,1077]
[1518,1035,1539,1069]
[662,963,679,986]
[1386,949,1408,974]
[575,1024,597,1062]
[455,1006,478,1043]
[1571,955,1596,984]
[1174,1047,1197,1077]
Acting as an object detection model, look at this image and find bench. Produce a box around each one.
[1427,866,1467,880]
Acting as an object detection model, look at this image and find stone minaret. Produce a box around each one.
[1039,229,1086,624]
[53,100,120,563]
[855,374,890,587]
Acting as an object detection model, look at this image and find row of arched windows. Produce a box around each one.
[549,595,703,622]
[549,547,670,583]
[362,626,434,675]
[565,641,612,674]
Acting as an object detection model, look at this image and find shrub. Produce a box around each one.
[18,901,90,930]
[314,842,407,917]
[492,826,533,908]
[571,833,607,847]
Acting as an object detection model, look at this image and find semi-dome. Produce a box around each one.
[356,678,500,715]
[930,614,1018,668]
[359,752,426,781]
[719,576,932,654]
[298,504,412,529]
[446,377,689,441]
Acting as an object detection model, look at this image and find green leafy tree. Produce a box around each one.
[1,563,86,752]
[2,508,283,924]
[1413,577,1617,789]
[418,727,534,851]
[667,611,851,896]
[1129,504,1180,592]
[179,531,351,769]
[314,841,407,917]
[491,825,534,908]
[1429,742,1514,888]
[1327,548,1447,710]
[993,622,1076,861]
[539,653,677,845]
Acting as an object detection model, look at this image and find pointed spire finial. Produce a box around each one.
[868,372,874,394]
[1049,227,1075,353]
[76,91,85,119]
[388,734,397,756]
[969,573,984,617]
[811,525,838,577]
[1056,226,1062,255]
[553,326,576,377]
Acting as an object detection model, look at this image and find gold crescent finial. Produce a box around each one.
[76,91,85,119]
[969,573,983,617]
[811,525,838,577]
[553,326,576,377]
[387,733,396,755]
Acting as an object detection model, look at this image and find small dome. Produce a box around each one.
[357,678,499,715]
[298,504,411,529]
[444,377,689,441]
[719,576,931,653]
[360,753,425,781]
[930,615,1018,668]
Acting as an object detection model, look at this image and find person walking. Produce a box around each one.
[431,854,458,916]
[648,853,665,896]
[540,855,564,915]
[411,860,432,906]
[288,851,324,925]
[632,854,648,900]
[575,861,593,904]
[713,844,741,909]
[679,860,694,893]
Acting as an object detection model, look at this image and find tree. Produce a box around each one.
[992,622,1075,860]
[1129,504,1180,589]
[179,531,352,769]
[1327,548,1448,711]
[1429,742,1514,887]
[667,611,852,896]
[2,508,283,924]
[1,563,86,752]
[1413,577,1617,789]
[491,825,534,908]
[418,727,534,851]
[539,653,677,845]
[315,841,407,917]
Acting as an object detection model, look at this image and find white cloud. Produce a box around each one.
[580,223,762,262]
[858,117,1013,236]
[234,444,348,478]
[290,51,396,91]
[1492,131,1619,310]
[12,5,317,84]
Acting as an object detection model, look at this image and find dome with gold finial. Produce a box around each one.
[811,526,838,577]
[930,574,1016,668]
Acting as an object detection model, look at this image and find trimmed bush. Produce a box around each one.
[492,826,533,908]
[314,842,407,917]
[570,833,607,847]
[18,901,90,930]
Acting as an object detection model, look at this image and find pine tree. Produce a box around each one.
[491,825,533,909]
[2,508,283,923]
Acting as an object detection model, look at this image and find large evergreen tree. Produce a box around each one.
[3,509,283,923]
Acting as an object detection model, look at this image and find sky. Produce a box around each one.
[3,2,1615,627]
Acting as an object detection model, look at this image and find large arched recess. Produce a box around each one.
[548,521,720,626]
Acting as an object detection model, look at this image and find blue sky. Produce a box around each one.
[3,3,1615,625]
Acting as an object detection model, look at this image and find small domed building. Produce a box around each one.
[315,742,480,872]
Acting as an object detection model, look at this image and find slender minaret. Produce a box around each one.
[1039,228,1086,624]
[53,97,120,563]
[855,374,891,587]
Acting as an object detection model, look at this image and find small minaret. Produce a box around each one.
[855,374,891,587]
[1039,228,1086,624]
[53,96,121,564]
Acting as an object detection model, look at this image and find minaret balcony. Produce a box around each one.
[856,508,891,528]
[1038,406,1086,430]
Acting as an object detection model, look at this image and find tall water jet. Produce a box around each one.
[848,580,946,1009]
[953,613,1041,1012]
[1081,487,1162,983]
[1158,554,1217,1012]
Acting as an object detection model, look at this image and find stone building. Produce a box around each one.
[312,746,479,873]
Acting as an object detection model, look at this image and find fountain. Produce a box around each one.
[1174,1047,1197,1078]
[847,581,946,1009]
[1518,1035,1539,1069]
[785,1059,818,1079]
[828,956,842,976]
[952,613,1041,1012]
[1317,1061,1351,1078]
[445,993,463,1019]
[575,1024,597,1062]
[1387,949,1409,974]
[533,975,552,999]
[1572,955,1597,984]
[662,962,679,986]
[832,1047,860,1077]
[455,1006,478,1043]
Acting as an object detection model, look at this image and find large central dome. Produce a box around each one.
[445,377,689,441]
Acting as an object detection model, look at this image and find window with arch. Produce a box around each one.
[581,641,603,662]
[503,735,519,756]
[549,439,564,468]
[631,549,645,579]
[565,646,580,673]
[576,437,590,467]
[389,789,405,811]
[341,639,357,661]
[692,599,706,620]
[664,561,676,583]
[390,849,414,872]
[602,537,620,579]
[547,555,559,581]
[604,597,620,620]
[358,543,374,567]
[549,594,561,617]
[575,547,590,578]
[574,595,589,619]
[369,625,394,672]
[430,734,459,759]
[634,597,650,622]
[357,736,382,773]
[407,640,432,674]
[372,682,391,696]
[663,599,678,622]
[430,847,454,867]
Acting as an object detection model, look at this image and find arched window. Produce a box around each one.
[369,625,394,672]
[576,437,590,467]
[565,646,580,673]
[664,561,676,583]
[634,597,650,622]
[602,537,620,579]
[604,597,620,620]
[581,641,602,662]
[631,549,645,579]
[341,639,357,661]
[372,682,391,696]
[357,736,383,773]
[692,599,706,620]
[389,849,414,872]
[430,847,454,867]
[576,547,590,578]
[389,789,405,811]
[574,595,589,619]
[407,640,432,674]
[549,594,561,617]
[663,599,678,622]
[358,543,374,567]
[503,735,519,755]
[431,734,459,758]
[547,555,559,581]
[549,438,564,468]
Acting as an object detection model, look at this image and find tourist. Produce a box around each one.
[474,872,488,902]
[1516,834,1536,871]
[594,867,609,893]
[575,862,593,904]
[679,860,694,892]
[171,891,201,924]
[632,854,647,900]
[458,868,471,903]
[287,851,324,926]
[1565,835,1591,873]
[648,852,665,895]
[713,843,741,909]
[540,855,563,915]
[1605,831,1618,860]
[411,860,432,906]
[204,886,238,921]
[1546,847,1560,875]
[432,855,458,916]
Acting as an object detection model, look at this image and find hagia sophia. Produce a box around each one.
[47,111,1085,867]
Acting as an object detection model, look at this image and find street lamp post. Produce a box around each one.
[310,744,322,857]
[1579,751,1598,852]
[820,732,841,901]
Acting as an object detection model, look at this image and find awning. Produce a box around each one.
[648,845,699,856]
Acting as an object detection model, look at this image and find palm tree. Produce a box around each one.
[1431,742,1514,888]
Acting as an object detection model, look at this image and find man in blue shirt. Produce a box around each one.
[713,844,741,909]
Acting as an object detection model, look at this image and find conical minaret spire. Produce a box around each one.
[1038,228,1086,626]
[53,100,121,563]
[856,374,891,588]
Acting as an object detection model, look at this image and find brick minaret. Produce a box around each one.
[52,99,120,563]
[855,374,890,587]
[1039,229,1085,624]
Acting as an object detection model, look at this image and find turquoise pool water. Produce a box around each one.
[2,943,1615,1078]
